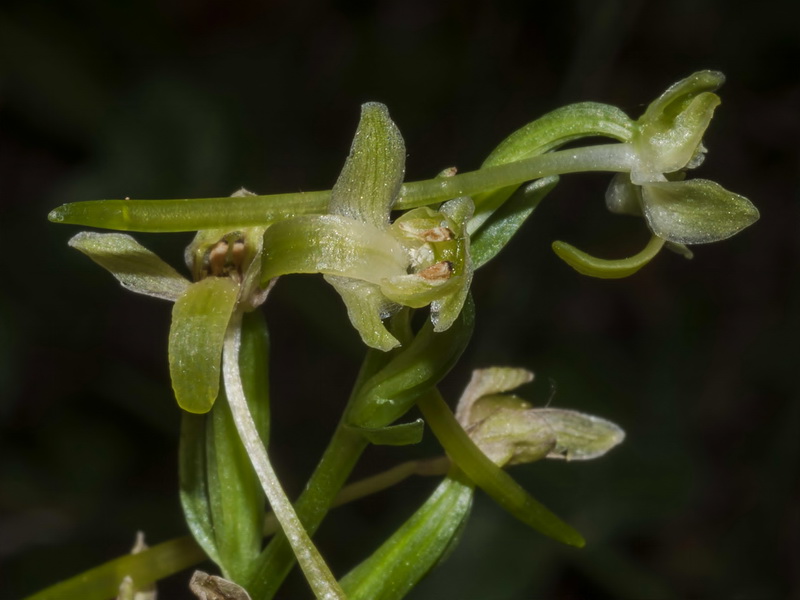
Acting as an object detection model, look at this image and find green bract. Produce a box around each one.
[261,103,473,351]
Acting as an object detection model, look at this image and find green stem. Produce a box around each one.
[245,421,368,599]
[223,312,344,599]
[244,322,415,598]
[48,144,635,232]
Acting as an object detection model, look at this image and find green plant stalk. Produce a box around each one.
[222,312,345,599]
[245,421,368,599]
[47,144,636,232]
[416,388,585,547]
[243,311,415,598]
[24,457,450,600]
[247,301,474,598]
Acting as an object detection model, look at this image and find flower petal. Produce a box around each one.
[605,172,643,216]
[641,179,760,244]
[325,276,402,351]
[633,71,725,182]
[168,277,239,413]
[640,70,725,125]
[330,102,406,228]
[69,231,190,301]
[532,408,626,461]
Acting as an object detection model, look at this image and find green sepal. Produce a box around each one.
[641,179,760,244]
[346,296,475,429]
[470,176,559,269]
[179,311,270,582]
[168,277,239,413]
[345,418,425,446]
[456,368,550,467]
[639,70,725,129]
[552,235,666,279]
[329,102,406,228]
[339,473,474,600]
[68,231,190,301]
[418,389,585,547]
[466,395,556,467]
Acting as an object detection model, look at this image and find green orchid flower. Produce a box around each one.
[69,189,269,415]
[260,102,473,351]
[455,367,625,466]
[553,71,759,278]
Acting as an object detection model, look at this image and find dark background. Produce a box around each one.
[2,1,798,598]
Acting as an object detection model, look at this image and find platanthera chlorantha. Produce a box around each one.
[37,71,757,600]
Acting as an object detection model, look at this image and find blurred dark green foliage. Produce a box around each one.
[1,0,798,598]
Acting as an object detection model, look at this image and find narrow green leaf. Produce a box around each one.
[641,179,760,244]
[169,277,239,413]
[346,419,425,446]
[179,412,222,566]
[330,102,406,228]
[178,311,270,581]
[482,102,634,168]
[206,386,265,583]
[339,474,474,600]
[417,389,585,547]
[552,235,665,279]
[68,232,190,301]
[470,177,558,269]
